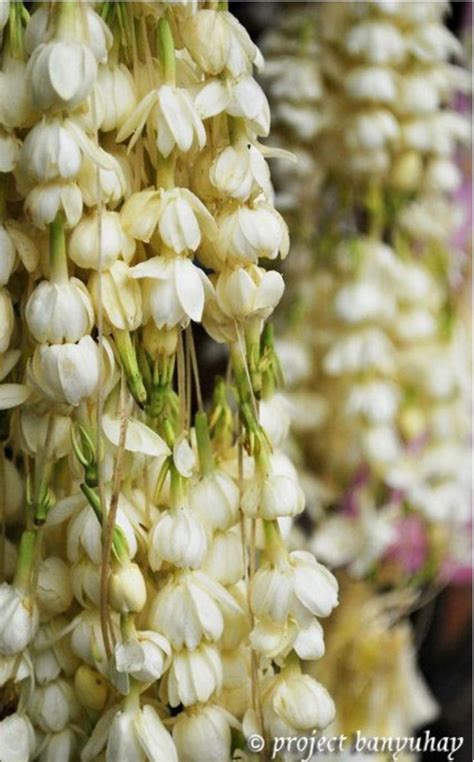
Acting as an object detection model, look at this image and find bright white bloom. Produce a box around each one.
[345,20,406,64]
[25,278,94,344]
[148,570,241,649]
[0,714,36,762]
[27,336,100,406]
[226,76,270,136]
[250,550,338,625]
[115,631,171,683]
[88,261,142,332]
[82,704,178,762]
[213,202,289,265]
[261,670,335,736]
[0,582,39,655]
[37,729,78,762]
[148,506,208,571]
[97,64,137,132]
[173,703,239,762]
[27,41,98,112]
[118,84,206,157]
[20,118,82,183]
[69,209,135,270]
[36,557,73,617]
[131,255,209,330]
[181,10,263,77]
[189,469,239,532]
[166,644,222,707]
[121,187,216,252]
[25,181,83,229]
[109,562,147,613]
[214,265,284,323]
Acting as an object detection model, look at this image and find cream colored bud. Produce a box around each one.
[109,562,147,614]
[166,644,223,708]
[88,261,142,332]
[115,631,171,683]
[0,128,20,173]
[189,469,239,532]
[27,678,79,733]
[37,557,73,618]
[25,5,112,63]
[390,151,423,191]
[0,287,14,353]
[213,202,289,265]
[97,64,137,132]
[0,57,35,129]
[202,529,244,586]
[25,181,83,230]
[27,40,98,112]
[142,323,178,357]
[26,278,94,344]
[27,336,100,407]
[0,714,36,762]
[69,209,135,270]
[215,265,284,323]
[0,225,17,285]
[77,152,128,208]
[74,665,109,711]
[262,670,335,736]
[173,703,238,762]
[210,143,271,201]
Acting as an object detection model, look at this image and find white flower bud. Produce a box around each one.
[250,550,338,626]
[71,610,119,675]
[202,528,244,586]
[0,287,14,353]
[213,202,289,265]
[27,336,100,407]
[0,714,36,762]
[71,559,101,608]
[37,557,73,618]
[20,118,82,183]
[166,644,222,708]
[242,456,305,521]
[173,703,238,762]
[0,128,20,173]
[109,562,147,614]
[130,255,208,330]
[77,152,128,208]
[214,265,284,323]
[0,57,35,129]
[142,323,178,357]
[27,41,98,112]
[210,143,272,201]
[97,64,137,132]
[189,469,239,532]
[66,499,137,565]
[27,678,79,733]
[25,6,112,63]
[149,570,241,649]
[69,209,135,270]
[82,704,178,762]
[262,670,335,736]
[24,181,83,230]
[0,582,39,655]
[115,631,171,683]
[25,278,94,344]
[181,10,262,77]
[88,260,142,332]
[148,506,208,571]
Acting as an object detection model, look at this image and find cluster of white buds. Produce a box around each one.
[0,2,338,760]
[261,0,470,744]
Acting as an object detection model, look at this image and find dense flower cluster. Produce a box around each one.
[0,2,337,760]
[262,0,470,744]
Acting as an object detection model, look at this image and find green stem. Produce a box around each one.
[195,411,214,476]
[49,214,68,284]
[158,15,176,86]
[13,529,37,592]
[54,0,76,41]
[169,464,187,509]
[113,330,147,408]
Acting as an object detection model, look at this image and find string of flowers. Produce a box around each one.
[0,2,339,760]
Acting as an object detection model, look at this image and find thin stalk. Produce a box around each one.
[49,214,68,284]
